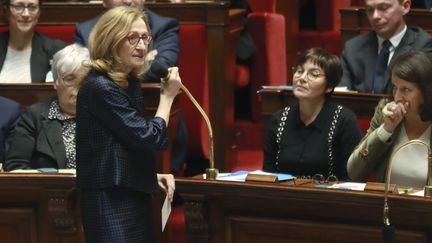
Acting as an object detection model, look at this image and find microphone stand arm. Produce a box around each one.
[180,84,219,180]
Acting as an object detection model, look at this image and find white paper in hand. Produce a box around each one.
[161,195,172,232]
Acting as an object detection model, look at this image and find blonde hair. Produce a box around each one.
[88,6,150,89]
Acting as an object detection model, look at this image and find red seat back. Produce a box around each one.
[247,0,276,13]
[0,24,75,43]
[248,12,287,120]
[178,24,210,159]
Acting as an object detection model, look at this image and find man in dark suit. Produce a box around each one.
[0,96,20,164]
[74,0,179,83]
[339,0,432,93]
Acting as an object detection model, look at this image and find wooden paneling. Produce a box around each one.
[0,174,82,243]
[176,177,432,242]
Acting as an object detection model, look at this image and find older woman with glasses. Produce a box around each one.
[262,48,362,181]
[3,44,90,171]
[0,0,66,83]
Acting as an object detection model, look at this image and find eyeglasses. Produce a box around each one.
[312,174,338,184]
[9,4,39,14]
[292,66,324,82]
[126,33,152,45]
[59,74,79,86]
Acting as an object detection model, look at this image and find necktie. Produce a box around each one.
[373,40,391,93]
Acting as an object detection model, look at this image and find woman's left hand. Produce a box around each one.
[157,173,175,202]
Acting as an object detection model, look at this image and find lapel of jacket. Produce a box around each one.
[364,32,379,92]
[383,28,414,92]
[30,32,46,83]
[0,32,10,72]
[40,108,67,168]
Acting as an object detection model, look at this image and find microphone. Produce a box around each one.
[150,61,219,179]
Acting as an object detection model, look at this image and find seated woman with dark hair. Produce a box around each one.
[263,48,362,181]
[0,0,66,83]
[4,44,90,171]
[348,51,432,188]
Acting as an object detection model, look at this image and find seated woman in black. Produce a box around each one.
[263,48,362,181]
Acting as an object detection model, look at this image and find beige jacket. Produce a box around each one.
[347,98,432,182]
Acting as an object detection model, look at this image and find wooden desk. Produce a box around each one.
[0,83,179,173]
[176,177,432,242]
[258,87,387,122]
[0,173,82,243]
[340,7,432,44]
[0,173,167,243]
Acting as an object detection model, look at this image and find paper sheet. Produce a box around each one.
[161,195,171,232]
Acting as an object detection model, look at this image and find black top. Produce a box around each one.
[263,99,362,180]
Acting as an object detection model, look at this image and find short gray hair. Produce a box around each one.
[52,43,90,82]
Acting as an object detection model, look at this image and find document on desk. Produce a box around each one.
[214,170,295,182]
[161,195,171,232]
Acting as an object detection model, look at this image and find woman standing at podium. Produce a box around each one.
[76,7,180,242]
[348,51,432,187]
[263,48,362,181]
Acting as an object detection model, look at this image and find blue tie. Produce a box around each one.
[373,40,391,93]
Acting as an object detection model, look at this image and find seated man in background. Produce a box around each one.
[74,0,179,82]
[0,96,20,165]
[339,0,432,93]
[0,0,66,83]
[4,44,90,171]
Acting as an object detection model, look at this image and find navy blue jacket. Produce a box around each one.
[76,70,168,192]
[0,96,20,162]
[74,9,180,82]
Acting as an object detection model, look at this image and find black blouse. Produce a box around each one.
[263,99,362,180]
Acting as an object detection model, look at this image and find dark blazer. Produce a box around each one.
[0,96,20,163]
[74,8,180,82]
[4,97,67,171]
[0,32,66,82]
[340,26,432,93]
[76,70,168,193]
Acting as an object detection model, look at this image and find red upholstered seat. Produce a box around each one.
[248,0,276,13]
[299,0,351,55]
[234,0,287,121]
[0,25,75,43]
[35,25,76,43]
[178,24,210,160]
[248,12,287,120]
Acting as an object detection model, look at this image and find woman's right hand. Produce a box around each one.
[161,67,181,99]
[382,101,407,133]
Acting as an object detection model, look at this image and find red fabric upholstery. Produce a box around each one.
[299,0,351,55]
[0,25,75,43]
[247,0,276,13]
[249,12,287,120]
[235,64,250,88]
[35,25,75,43]
[178,24,210,159]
